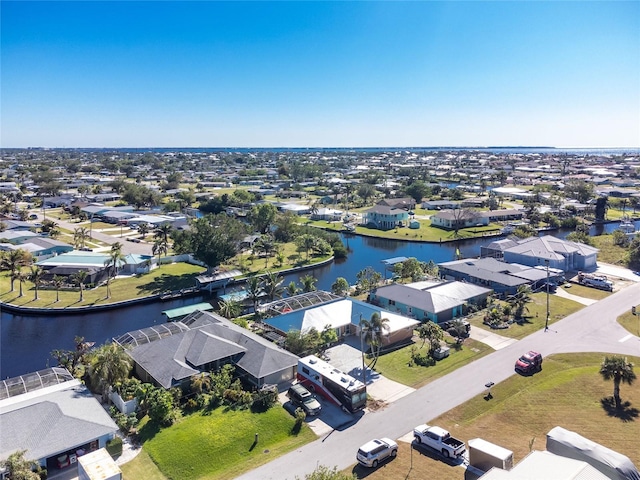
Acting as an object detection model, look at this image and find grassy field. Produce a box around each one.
[345,353,640,480]
[466,293,585,339]
[618,310,640,337]
[374,338,493,389]
[135,406,316,480]
[590,234,629,267]
[120,450,166,480]
[0,262,205,308]
[304,219,502,243]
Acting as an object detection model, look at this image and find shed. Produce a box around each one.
[469,438,514,472]
[162,302,213,321]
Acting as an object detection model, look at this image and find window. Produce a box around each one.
[302,367,310,375]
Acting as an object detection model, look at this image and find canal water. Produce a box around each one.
[2,219,639,378]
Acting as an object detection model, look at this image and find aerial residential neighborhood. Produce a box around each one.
[1,147,639,480]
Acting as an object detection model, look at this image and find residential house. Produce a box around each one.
[480,209,525,223]
[262,294,420,347]
[369,281,493,323]
[0,237,74,258]
[362,204,409,230]
[422,200,460,210]
[311,207,343,221]
[430,209,487,230]
[501,235,598,272]
[0,368,118,475]
[116,311,299,389]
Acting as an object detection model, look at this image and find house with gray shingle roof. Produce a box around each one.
[502,235,598,272]
[0,369,118,473]
[118,311,298,389]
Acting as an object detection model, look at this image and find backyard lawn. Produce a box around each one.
[346,353,640,480]
[0,262,206,308]
[374,338,493,388]
[129,405,316,480]
[466,293,584,340]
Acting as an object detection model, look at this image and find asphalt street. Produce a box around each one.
[236,281,640,480]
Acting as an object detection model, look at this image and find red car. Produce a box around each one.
[515,351,543,375]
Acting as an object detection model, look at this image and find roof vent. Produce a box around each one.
[309,358,317,364]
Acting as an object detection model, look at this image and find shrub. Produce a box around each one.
[105,436,123,458]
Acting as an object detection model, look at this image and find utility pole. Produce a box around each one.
[545,259,550,332]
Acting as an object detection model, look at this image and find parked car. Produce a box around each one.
[515,351,543,375]
[413,424,466,458]
[356,438,398,468]
[28,213,38,220]
[287,384,321,416]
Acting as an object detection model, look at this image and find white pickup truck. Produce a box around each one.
[413,424,466,458]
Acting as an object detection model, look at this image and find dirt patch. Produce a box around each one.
[366,398,387,412]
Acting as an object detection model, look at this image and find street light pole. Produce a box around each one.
[545,259,550,332]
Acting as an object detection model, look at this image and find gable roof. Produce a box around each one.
[364,205,407,215]
[0,380,118,461]
[505,235,598,261]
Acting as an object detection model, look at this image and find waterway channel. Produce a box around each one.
[2,219,638,378]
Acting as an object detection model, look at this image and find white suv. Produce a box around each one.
[356,438,398,468]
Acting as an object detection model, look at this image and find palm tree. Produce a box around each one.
[16,270,28,297]
[104,242,125,299]
[152,238,169,266]
[218,298,242,319]
[29,266,44,301]
[245,276,263,317]
[138,222,150,239]
[600,356,636,409]
[53,275,65,302]
[154,223,173,245]
[508,285,533,319]
[1,248,31,292]
[286,281,300,297]
[360,312,390,369]
[89,342,133,400]
[1,450,39,480]
[190,372,212,395]
[73,227,90,249]
[261,271,284,302]
[72,269,89,301]
[300,274,317,293]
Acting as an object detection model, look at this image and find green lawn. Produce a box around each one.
[121,450,166,480]
[349,353,640,480]
[374,338,493,388]
[304,219,502,243]
[561,283,612,301]
[138,406,316,480]
[618,310,640,337]
[467,293,585,339]
[0,263,205,308]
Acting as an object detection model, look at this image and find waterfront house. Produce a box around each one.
[501,235,598,272]
[430,209,487,230]
[311,207,343,221]
[422,200,460,210]
[262,293,420,347]
[438,257,563,296]
[362,204,410,230]
[369,281,492,324]
[0,368,118,476]
[116,311,298,389]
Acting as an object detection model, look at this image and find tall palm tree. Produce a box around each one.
[73,227,90,249]
[138,222,150,239]
[152,238,168,266]
[300,274,317,293]
[89,342,133,400]
[154,223,173,246]
[29,266,44,301]
[72,269,89,302]
[360,312,390,369]
[16,270,28,297]
[53,275,65,302]
[245,276,263,317]
[104,242,125,299]
[261,271,284,302]
[1,248,31,292]
[600,356,636,409]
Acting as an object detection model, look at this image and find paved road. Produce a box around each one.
[236,282,640,480]
[31,211,153,256]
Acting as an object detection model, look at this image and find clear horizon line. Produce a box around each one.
[2,145,639,150]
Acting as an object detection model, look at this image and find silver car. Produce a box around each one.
[356,438,398,468]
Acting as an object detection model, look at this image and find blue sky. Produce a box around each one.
[1,1,639,148]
